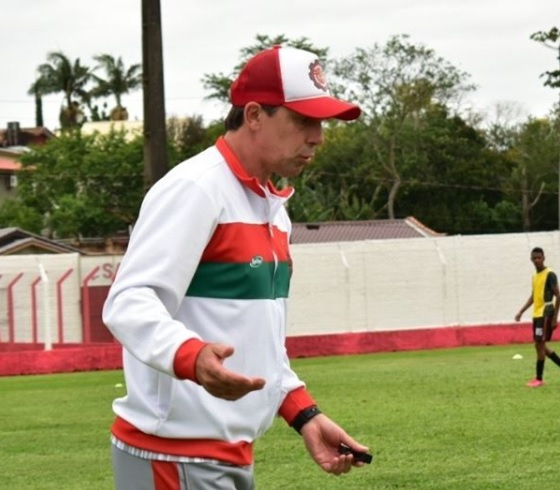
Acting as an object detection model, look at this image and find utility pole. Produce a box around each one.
[142,0,168,189]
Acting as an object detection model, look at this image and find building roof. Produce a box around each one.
[290,217,444,244]
[0,126,55,147]
[0,228,82,255]
[0,146,30,158]
[0,158,21,171]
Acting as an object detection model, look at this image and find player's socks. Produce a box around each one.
[536,359,545,380]
[546,351,560,367]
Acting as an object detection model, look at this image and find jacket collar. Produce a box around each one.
[216,136,293,199]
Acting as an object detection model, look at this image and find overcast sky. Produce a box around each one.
[2,0,559,131]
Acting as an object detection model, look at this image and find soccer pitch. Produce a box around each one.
[1,344,558,489]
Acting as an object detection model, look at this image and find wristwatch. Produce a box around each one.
[291,406,322,434]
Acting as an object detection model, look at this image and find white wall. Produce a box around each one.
[287,231,560,335]
[0,253,80,343]
[1,231,558,343]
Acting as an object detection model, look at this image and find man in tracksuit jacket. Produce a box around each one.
[103,45,370,490]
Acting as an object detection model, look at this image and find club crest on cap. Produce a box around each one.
[308,60,328,92]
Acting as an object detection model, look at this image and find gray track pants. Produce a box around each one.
[112,445,255,490]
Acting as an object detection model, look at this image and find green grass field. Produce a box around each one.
[1,343,559,489]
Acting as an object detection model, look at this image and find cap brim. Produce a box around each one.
[283,97,361,121]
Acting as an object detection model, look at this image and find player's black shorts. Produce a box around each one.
[533,315,555,342]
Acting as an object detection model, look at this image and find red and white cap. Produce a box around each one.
[230,46,361,121]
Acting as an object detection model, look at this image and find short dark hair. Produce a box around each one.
[531,247,544,255]
[224,105,280,131]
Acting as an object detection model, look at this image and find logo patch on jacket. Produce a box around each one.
[249,256,264,268]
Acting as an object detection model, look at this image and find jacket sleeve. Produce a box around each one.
[277,333,316,423]
[102,174,217,377]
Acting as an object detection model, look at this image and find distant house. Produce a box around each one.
[0,122,55,148]
[0,122,55,203]
[290,217,444,244]
[0,150,21,199]
[0,228,82,255]
[78,120,143,140]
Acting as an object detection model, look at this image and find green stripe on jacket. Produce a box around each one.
[186,261,291,299]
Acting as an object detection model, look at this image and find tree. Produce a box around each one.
[530,27,560,90]
[27,78,46,127]
[288,122,384,222]
[91,54,142,121]
[202,34,329,104]
[30,51,91,129]
[331,34,476,219]
[398,105,514,234]
[167,115,220,164]
[0,130,145,238]
[0,199,44,234]
[502,117,559,230]
[531,27,560,229]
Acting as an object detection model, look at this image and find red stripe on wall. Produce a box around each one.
[0,323,533,376]
[285,323,532,358]
[152,460,180,490]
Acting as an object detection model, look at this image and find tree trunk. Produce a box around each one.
[35,92,44,127]
[387,137,400,219]
[521,165,531,231]
[388,179,401,219]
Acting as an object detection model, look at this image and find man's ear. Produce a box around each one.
[244,102,263,129]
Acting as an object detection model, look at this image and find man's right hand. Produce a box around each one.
[195,343,266,401]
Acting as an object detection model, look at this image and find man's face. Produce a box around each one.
[531,252,545,270]
[257,106,325,179]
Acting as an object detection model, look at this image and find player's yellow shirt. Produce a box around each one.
[532,267,557,318]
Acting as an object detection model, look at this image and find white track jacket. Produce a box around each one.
[103,137,315,465]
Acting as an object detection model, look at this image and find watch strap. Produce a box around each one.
[291,406,322,434]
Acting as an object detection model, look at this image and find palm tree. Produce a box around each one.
[91,54,142,121]
[30,51,91,129]
[27,78,46,127]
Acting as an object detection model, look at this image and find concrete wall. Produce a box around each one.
[287,230,560,335]
[1,230,558,345]
[0,253,80,344]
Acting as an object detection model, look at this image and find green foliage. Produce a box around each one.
[30,51,92,128]
[30,51,142,127]
[489,116,560,231]
[17,34,560,237]
[328,34,477,220]
[396,106,516,234]
[90,54,142,119]
[32,51,92,105]
[289,122,383,222]
[0,199,44,233]
[2,345,560,489]
[331,34,475,121]
[10,129,144,238]
[530,27,560,89]
[167,115,224,165]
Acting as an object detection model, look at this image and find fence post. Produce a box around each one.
[56,269,74,344]
[31,276,41,344]
[38,264,52,351]
[7,273,23,343]
[81,266,100,343]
